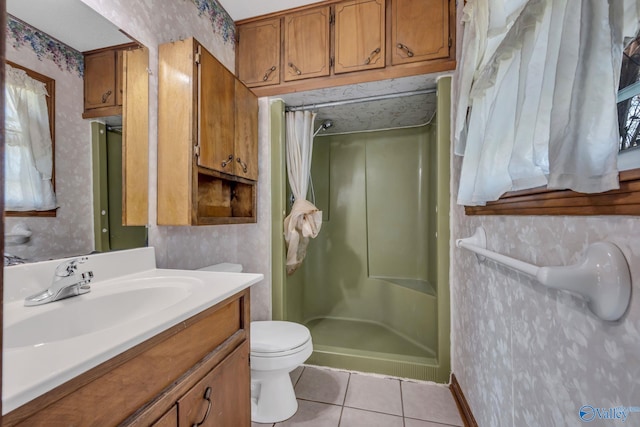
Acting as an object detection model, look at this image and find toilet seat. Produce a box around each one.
[251,321,311,357]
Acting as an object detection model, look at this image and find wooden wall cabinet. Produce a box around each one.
[334,0,385,74]
[391,0,451,65]
[237,18,281,87]
[83,43,138,119]
[235,0,455,96]
[4,289,251,427]
[158,38,258,226]
[283,7,331,81]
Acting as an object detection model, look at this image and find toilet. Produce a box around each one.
[199,263,313,423]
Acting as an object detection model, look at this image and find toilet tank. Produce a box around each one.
[198,263,243,273]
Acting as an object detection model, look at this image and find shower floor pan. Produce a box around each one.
[304,317,440,381]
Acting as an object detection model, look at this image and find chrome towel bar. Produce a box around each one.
[456,227,631,321]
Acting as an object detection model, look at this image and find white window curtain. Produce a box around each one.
[5,64,57,211]
[452,0,640,206]
[284,111,322,275]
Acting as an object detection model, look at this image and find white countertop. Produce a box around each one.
[2,248,263,414]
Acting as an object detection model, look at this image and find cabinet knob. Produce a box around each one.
[191,386,213,427]
[221,154,234,168]
[288,62,302,75]
[236,157,248,173]
[263,65,277,81]
[101,90,113,103]
[396,43,414,58]
[364,47,381,65]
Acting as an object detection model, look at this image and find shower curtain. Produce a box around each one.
[284,111,322,275]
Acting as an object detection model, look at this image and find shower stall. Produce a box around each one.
[271,78,451,382]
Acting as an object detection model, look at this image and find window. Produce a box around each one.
[618,35,640,152]
[5,61,56,216]
[466,34,640,216]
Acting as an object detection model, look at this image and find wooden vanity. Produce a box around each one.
[4,288,251,426]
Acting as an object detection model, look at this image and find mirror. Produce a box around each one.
[5,0,149,261]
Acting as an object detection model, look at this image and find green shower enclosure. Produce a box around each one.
[272,78,451,382]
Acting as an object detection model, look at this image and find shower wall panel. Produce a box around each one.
[295,126,438,355]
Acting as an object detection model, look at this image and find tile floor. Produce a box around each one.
[252,365,464,427]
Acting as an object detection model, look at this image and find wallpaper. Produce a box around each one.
[6,15,84,78]
[5,39,93,261]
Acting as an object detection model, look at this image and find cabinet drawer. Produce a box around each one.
[178,342,250,427]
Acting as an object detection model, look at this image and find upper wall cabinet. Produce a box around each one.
[83,43,138,119]
[158,38,258,226]
[391,0,450,65]
[235,0,455,97]
[334,0,385,74]
[237,18,281,87]
[283,7,331,81]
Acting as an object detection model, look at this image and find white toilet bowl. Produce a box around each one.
[250,321,313,423]
[198,263,313,423]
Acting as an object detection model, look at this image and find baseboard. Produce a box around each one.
[449,373,478,427]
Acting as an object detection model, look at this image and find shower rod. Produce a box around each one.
[285,88,436,112]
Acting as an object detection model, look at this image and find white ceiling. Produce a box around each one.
[217,0,322,21]
[7,0,132,52]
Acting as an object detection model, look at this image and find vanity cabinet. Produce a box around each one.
[82,43,138,118]
[158,37,258,225]
[283,7,331,81]
[334,0,385,74]
[177,342,250,426]
[390,0,451,65]
[3,289,251,427]
[236,18,281,87]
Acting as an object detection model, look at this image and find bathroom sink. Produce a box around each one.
[3,247,264,415]
[4,277,194,349]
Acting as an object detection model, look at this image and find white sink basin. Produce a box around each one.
[4,278,193,349]
[3,248,264,415]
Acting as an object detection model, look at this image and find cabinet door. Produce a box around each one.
[283,7,331,81]
[178,342,250,427]
[391,0,450,65]
[152,405,178,427]
[122,47,149,226]
[334,0,385,74]
[198,45,236,175]
[237,18,281,87]
[115,49,124,106]
[234,80,258,181]
[84,50,117,109]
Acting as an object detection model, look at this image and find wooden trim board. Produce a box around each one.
[450,373,478,427]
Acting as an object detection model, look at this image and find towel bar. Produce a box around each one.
[456,227,631,321]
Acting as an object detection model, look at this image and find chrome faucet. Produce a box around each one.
[24,257,94,306]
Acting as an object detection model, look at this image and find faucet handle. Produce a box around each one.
[55,257,89,277]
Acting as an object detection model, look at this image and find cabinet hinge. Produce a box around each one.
[194,144,201,157]
[195,51,201,65]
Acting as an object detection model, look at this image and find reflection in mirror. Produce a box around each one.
[5,0,148,262]
[618,35,640,152]
[5,61,56,215]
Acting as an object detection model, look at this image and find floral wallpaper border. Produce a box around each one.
[6,15,84,78]
[192,0,236,45]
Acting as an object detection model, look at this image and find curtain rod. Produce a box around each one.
[285,88,436,112]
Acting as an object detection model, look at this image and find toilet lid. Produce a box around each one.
[251,321,311,354]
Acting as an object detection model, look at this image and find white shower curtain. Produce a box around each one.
[453,0,640,206]
[284,111,322,275]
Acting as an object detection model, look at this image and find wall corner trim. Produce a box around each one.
[450,373,479,427]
